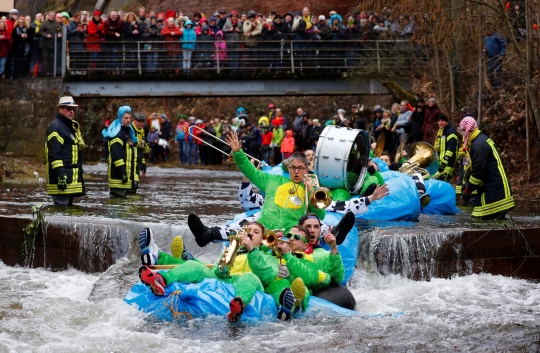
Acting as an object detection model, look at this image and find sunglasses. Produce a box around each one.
[285,233,307,243]
[62,107,76,112]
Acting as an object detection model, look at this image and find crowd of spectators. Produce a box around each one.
[0,6,419,78]
[135,98,443,167]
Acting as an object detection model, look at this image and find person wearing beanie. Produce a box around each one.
[243,10,263,67]
[432,114,458,182]
[458,116,514,219]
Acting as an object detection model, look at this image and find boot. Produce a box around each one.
[188,213,221,247]
[333,211,355,245]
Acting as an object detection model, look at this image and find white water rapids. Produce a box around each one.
[1,262,539,352]
[1,165,539,352]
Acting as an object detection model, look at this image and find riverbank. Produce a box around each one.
[2,154,540,204]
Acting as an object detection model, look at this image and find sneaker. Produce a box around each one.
[171,236,184,259]
[227,297,245,322]
[277,288,295,321]
[290,278,306,308]
[139,228,160,265]
[138,266,166,296]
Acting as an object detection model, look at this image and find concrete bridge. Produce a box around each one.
[5,29,421,97]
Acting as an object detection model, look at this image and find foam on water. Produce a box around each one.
[1,261,539,352]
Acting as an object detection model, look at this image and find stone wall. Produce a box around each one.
[0,77,394,161]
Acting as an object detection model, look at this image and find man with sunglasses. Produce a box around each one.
[45,96,86,206]
[266,225,331,319]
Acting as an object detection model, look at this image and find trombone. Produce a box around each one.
[188,125,267,166]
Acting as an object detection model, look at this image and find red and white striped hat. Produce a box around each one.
[459,116,478,150]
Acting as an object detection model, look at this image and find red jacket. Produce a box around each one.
[0,27,11,58]
[161,25,182,56]
[86,19,103,51]
[281,130,295,153]
[261,131,273,146]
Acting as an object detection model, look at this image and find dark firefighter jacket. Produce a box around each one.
[436,124,459,175]
[45,113,86,196]
[108,125,134,189]
[465,129,514,217]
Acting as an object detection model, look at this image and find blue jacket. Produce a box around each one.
[485,31,506,58]
[181,21,196,50]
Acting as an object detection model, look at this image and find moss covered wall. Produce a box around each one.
[0,78,393,162]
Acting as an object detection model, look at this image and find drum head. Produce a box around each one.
[346,130,369,193]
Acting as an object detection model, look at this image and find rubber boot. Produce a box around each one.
[333,211,355,245]
[188,213,221,247]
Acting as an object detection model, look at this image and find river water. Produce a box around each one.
[0,164,539,352]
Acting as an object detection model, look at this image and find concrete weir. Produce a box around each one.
[359,227,540,281]
[0,215,133,273]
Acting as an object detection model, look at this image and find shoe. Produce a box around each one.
[420,193,431,209]
[138,266,166,296]
[333,211,355,245]
[227,297,245,322]
[290,278,306,308]
[139,228,160,265]
[171,236,184,259]
[188,213,220,247]
[277,288,295,321]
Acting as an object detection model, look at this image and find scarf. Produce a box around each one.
[303,15,312,29]
[458,116,478,151]
[106,106,138,144]
[16,26,27,36]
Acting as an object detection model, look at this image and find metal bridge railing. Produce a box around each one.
[65,39,426,76]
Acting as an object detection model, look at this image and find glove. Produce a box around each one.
[122,174,128,183]
[462,186,472,204]
[141,163,147,173]
[57,175,67,190]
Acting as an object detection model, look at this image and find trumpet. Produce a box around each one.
[263,229,290,248]
[188,126,267,166]
[217,226,250,273]
[305,174,333,210]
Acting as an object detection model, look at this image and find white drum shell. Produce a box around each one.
[314,125,369,193]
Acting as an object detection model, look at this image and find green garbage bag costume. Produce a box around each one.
[232,150,325,231]
[264,251,328,309]
[159,248,278,307]
[310,248,345,287]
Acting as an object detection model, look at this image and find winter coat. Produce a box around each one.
[45,112,86,197]
[422,104,440,143]
[213,31,227,61]
[11,25,33,58]
[87,18,103,51]
[180,21,196,50]
[124,20,142,41]
[465,129,514,217]
[394,110,412,134]
[411,106,425,137]
[197,32,214,59]
[271,127,284,147]
[0,27,11,58]
[103,17,124,41]
[246,126,261,148]
[108,125,134,190]
[485,30,506,58]
[161,24,181,55]
[39,19,61,49]
[436,124,459,175]
[222,18,243,46]
[281,130,295,153]
[243,19,263,47]
[273,21,290,39]
[66,20,79,41]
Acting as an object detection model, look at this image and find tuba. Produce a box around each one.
[218,226,250,273]
[398,142,436,178]
[306,174,333,210]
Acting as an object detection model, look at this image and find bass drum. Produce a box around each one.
[314,125,370,194]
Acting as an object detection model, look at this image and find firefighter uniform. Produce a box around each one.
[108,125,134,197]
[45,111,86,205]
[434,123,459,182]
[464,129,514,219]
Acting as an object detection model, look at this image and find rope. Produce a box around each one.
[163,290,193,320]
